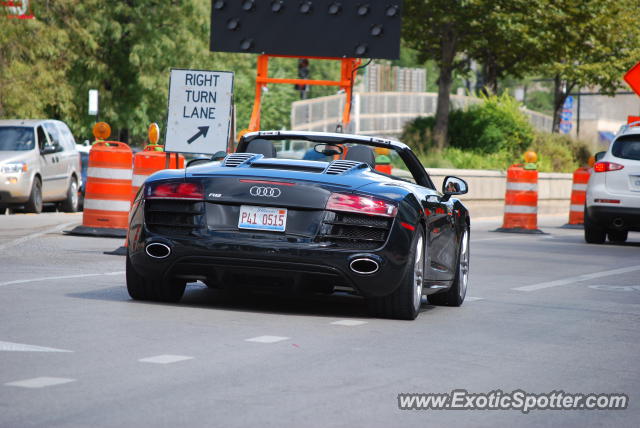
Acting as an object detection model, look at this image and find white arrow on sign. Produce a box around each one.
[165,68,234,155]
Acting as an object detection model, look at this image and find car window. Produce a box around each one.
[612,136,640,161]
[36,126,49,150]
[0,126,35,151]
[57,122,77,150]
[44,122,62,149]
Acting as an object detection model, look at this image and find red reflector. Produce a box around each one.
[326,193,398,217]
[400,222,415,231]
[594,199,620,204]
[147,181,203,199]
[239,179,295,186]
[593,162,624,173]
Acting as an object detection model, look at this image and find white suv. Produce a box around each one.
[585,121,640,243]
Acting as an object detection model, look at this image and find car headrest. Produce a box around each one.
[344,145,375,169]
[245,139,276,158]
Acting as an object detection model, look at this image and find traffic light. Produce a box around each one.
[295,59,310,98]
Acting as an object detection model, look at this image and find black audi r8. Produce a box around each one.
[126,131,470,320]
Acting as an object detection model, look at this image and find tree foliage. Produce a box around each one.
[0,0,341,145]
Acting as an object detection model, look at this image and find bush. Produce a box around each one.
[402,94,591,172]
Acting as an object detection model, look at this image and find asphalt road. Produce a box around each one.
[0,212,639,427]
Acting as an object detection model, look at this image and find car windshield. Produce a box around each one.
[612,136,640,161]
[0,126,35,151]
[265,139,416,183]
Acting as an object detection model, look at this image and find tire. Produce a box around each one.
[584,207,606,244]
[24,178,43,214]
[60,177,79,213]
[126,255,186,303]
[607,230,628,243]
[368,225,425,320]
[428,228,469,307]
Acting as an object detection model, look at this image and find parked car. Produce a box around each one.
[126,131,471,320]
[0,119,81,213]
[585,121,640,243]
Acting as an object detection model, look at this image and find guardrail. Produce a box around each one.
[291,92,554,137]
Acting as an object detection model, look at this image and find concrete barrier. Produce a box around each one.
[394,167,573,219]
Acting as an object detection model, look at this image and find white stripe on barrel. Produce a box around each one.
[571,183,588,192]
[570,204,584,212]
[506,182,538,192]
[504,205,537,214]
[132,174,148,188]
[84,199,131,212]
[87,167,133,180]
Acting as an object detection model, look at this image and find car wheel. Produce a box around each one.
[126,255,186,303]
[24,178,43,214]
[368,225,424,320]
[428,228,469,307]
[60,178,79,212]
[607,230,628,243]
[584,207,606,244]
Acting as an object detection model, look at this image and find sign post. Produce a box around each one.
[165,69,234,155]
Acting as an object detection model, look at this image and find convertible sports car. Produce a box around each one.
[126,131,470,320]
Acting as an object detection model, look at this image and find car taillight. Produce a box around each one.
[593,162,624,173]
[147,181,204,200]
[326,193,398,217]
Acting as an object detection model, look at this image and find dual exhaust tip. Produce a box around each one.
[349,257,380,275]
[146,243,381,275]
[146,242,171,259]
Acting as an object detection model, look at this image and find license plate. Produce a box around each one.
[238,205,287,232]
[630,175,640,191]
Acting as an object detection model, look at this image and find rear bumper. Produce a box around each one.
[587,205,640,231]
[128,226,414,299]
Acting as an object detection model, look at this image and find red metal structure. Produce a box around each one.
[248,55,362,132]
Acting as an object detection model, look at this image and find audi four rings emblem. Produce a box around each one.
[249,186,282,197]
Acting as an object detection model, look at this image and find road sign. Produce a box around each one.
[559,122,573,134]
[88,90,99,116]
[624,61,640,97]
[165,69,234,154]
[563,95,574,109]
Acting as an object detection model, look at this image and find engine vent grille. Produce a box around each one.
[325,160,364,175]
[223,153,256,167]
[145,200,205,236]
[316,212,392,250]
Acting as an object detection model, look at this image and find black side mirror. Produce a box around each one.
[441,176,468,202]
[595,151,606,162]
[41,145,58,155]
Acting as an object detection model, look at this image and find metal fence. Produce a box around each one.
[291,92,553,138]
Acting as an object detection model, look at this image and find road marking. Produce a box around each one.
[331,320,368,326]
[0,341,71,353]
[0,271,124,288]
[245,336,289,344]
[5,377,75,389]
[466,297,484,302]
[138,355,194,364]
[0,222,76,252]
[513,265,640,292]
[472,236,522,242]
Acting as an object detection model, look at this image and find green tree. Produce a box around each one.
[535,0,640,132]
[403,0,481,150]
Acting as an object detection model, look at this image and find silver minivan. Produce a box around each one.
[0,119,81,213]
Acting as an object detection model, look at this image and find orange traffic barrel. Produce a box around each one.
[495,164,544,234]
[566,167,590,226]
[68,141,133,238]
[131,145,184,202]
